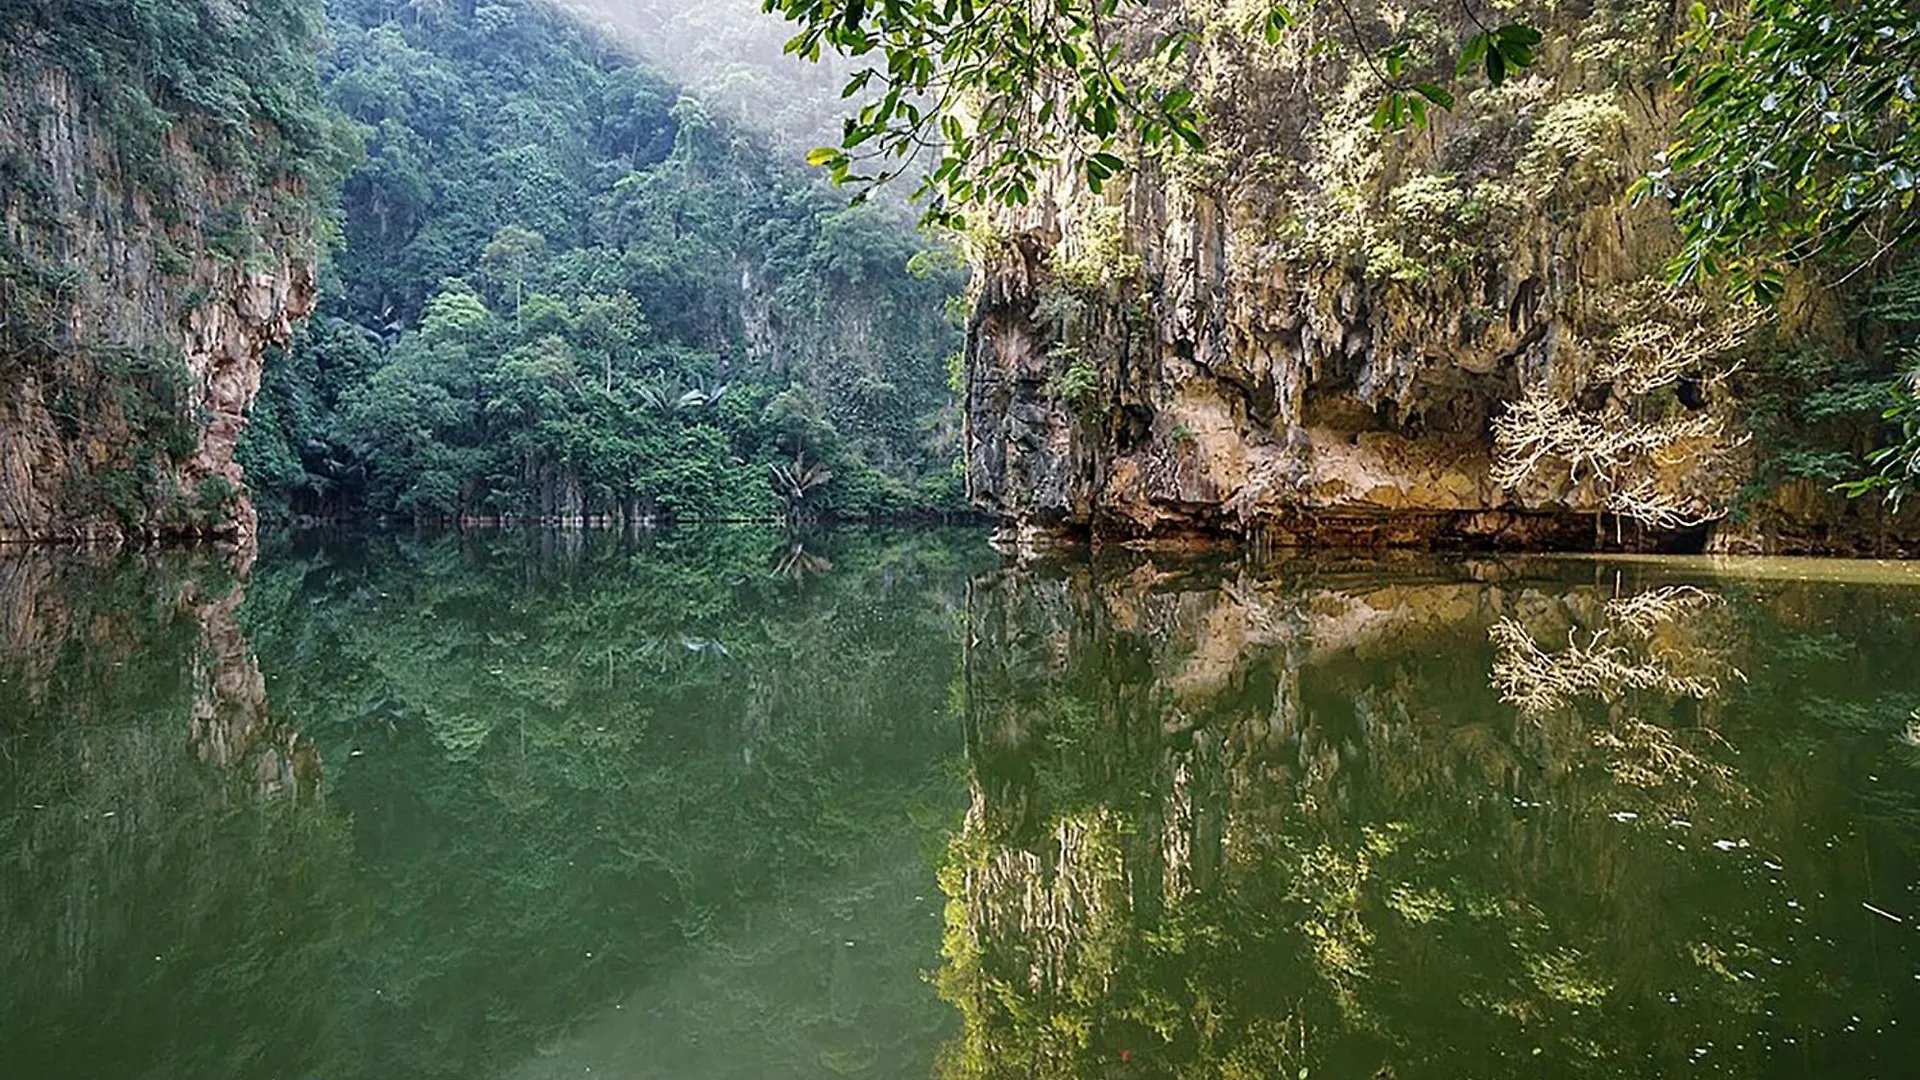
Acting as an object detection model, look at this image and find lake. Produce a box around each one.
[3,528,1919,1078]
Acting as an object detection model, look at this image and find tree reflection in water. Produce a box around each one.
[943,557,1920,1079]
[6,540,1920,1080]
[2,529,991,1080]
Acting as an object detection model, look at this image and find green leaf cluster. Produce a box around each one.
[1646,0,1920,302]
[767,1,1541,221]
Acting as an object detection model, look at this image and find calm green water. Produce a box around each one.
[4,530,1920,1079]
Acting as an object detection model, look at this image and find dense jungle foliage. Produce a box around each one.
[239,0,969,525]
[0,0,341,200]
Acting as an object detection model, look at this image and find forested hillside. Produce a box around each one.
[241,0,968,525]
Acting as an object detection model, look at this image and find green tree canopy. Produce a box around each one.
[243,0,972,525]
[760,0,1540,226]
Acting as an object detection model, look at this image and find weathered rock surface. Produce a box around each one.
[963,2,1917,555]
[0,51,315,545]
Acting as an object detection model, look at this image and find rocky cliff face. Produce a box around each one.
[0,47,317,546]
[963,0,1914,554]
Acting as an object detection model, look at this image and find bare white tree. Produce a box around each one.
[1492,288,1764,529]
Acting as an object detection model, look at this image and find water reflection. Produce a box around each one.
[5,539,1920,1079]
[0,550,322,800]
[947,557,1920,1079]
[0,549,346,1080]
[0,528,989,1080]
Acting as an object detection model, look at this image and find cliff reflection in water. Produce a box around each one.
[0,550,322,800]
[0,550,339,1080]
[0,529,989,1080]
[945,557,1920,1079]
[6,538,1920,1080]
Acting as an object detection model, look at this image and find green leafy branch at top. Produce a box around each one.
[776,0,1207,228]
[764,0,1540,227]
[1638,0,1920,303]
[1320,0,1539,132]
[1635,0,1918,503]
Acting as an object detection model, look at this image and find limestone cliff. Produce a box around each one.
[0,17,322,546]
[963,0,1915,554]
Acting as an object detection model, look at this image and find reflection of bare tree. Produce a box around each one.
[1591,717,1742,801]
[1603,583,1716,633]
[1490,620,1720,716]
[1491,584,1749,812]
[1490,586,1737,718]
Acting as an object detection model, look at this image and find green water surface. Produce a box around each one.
[3,529,1918,1079]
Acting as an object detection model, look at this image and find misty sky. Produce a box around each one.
[546,0,863,158]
